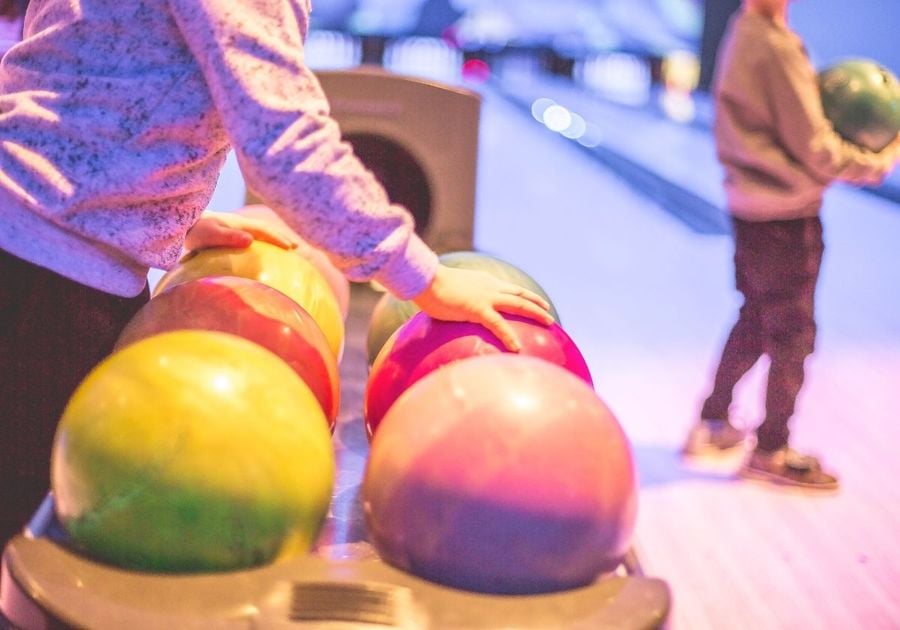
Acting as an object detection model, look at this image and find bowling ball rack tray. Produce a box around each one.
[2,286,670,628]
[1,496,670,630]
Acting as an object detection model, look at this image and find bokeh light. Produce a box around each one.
[543,105,572,132]
[560,112,587,140]
[531,97,556,123]
[461,58,492,83]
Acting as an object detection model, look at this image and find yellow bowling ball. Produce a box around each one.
[52,330,335,573]
[236,205,351,321]
[155,241,344,358]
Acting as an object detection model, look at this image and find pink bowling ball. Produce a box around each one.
[364,312,593,438]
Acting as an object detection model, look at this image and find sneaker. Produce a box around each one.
[739,447,839,491]
[681,419,746,456]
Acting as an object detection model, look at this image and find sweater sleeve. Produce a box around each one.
[763,39,892,186]
[165,0,438,299]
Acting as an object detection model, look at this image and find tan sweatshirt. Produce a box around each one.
[713,10,892,220]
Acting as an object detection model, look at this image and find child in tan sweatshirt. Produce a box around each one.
[682,0,899,490]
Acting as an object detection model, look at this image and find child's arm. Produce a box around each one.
[762,42,896,186]
[166,0,553,348]
[167,0,435,300]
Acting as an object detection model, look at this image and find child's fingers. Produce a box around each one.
[240,225,299,249]
[209,226,253,249]
[494,295,555,326]
[478,309,522,352]
[212,213,301,250]
[502,284,551,312]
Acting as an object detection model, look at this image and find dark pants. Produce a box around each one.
[0,249,149,546]
[701,216,824,452]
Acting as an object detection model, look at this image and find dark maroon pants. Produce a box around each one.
[0,249,149,546]
[701,215,824,452]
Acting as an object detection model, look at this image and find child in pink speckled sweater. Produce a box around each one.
[0,0,552,544]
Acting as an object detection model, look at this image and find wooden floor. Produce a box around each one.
[197,75,900,628]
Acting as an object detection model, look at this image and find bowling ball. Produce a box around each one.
[364,354,637,595]
[364,250,560,364]
[236,205,351,321]
[116,276,340,428]
[818,59,900,152]
[365,291,420,366]
[154,240,344,358]
[364,312,593,438]
[52,330,335,573]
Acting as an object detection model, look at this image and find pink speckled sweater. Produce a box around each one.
[0,0,438,298]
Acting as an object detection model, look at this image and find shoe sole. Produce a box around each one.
[680,441,747,458]
[738,466,839,492]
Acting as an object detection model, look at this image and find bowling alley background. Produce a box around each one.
[3,1,899,629]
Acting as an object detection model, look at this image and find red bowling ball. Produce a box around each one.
[116,276,340,428]
[364,312,593,438]
[363,354,637,595]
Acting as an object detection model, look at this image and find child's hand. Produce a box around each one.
[884,133,900,166]
[183,211,300,253]
[867,134,900,183]
[412,265,555,352]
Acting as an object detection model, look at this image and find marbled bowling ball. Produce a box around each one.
[364,312,593,438]
[155,240,344,359]
[52,331,335,573]
[236,204,351,322]
[117,276,339,428]
[364,355,637,595]
[819,59,900,152]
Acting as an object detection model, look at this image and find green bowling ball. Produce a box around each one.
[365,250,560,365]
[366,292,420,367]
[818,59,900,152]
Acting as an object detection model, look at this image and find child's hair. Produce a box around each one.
[0,0,27,20]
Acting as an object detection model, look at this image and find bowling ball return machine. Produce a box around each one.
[1,286,670,629]
[1,494,669,629]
